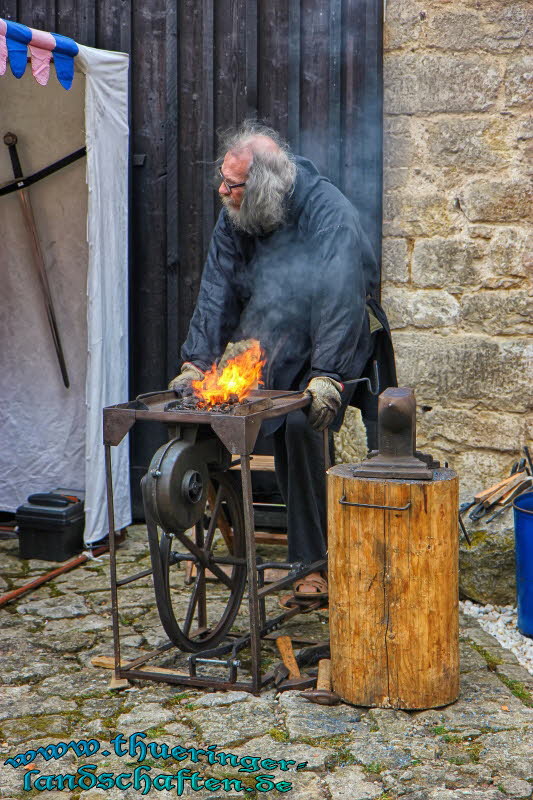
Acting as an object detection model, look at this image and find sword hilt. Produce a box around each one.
[4,132,23,179]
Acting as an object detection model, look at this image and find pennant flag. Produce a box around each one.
[5,20,32,79]
[28,29,56,86]
[50,32,78,90]
[0,19,7,76]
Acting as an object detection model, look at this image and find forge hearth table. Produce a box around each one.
[103,388,328,693]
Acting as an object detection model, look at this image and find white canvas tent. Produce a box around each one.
[0,26,131,545]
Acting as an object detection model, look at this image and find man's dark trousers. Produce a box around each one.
[272,409,327,566]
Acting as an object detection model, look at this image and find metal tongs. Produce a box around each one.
[272,360,380,401]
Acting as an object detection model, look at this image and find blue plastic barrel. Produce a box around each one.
[513,491,533,637]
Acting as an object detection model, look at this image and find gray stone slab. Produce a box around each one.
[35,670,111,697]
[0,687,76,721]
[392,762,494,793]
[121,635,145,648]
[498,775,533,798]
[475,728,533,781]
[228,734,332,771]
[187,695,277,746]
[279,692,363,739]
[25,559,68,572]
[484,646,521,666]
[323,766,383,799]
[496,663,533,691]
[83,718,108,737]
[435,672,533,732]
[162,721,199,743]
[0,715,71,745]
[348,730,438,770]
[423,5,530,53]
[188,691,251,708]
[128,685,182,704]
[116,703,176,732]
[459,646,489,674]
[52,573,111,591]
[40,628,98,654]
[16,594,91,619]
[142,632,172,649]
[368,707,417,736]
[0,764,25,798]
[1,660,58,685]
[42,614,111,634]
[79,696,125,720]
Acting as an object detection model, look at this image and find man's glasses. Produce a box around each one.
[218,167,246,193]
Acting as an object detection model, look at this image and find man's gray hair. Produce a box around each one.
[218,121,297,236]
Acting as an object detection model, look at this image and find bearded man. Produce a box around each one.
[169,121,395,600]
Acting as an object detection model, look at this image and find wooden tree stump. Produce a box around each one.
[328,464,459,710]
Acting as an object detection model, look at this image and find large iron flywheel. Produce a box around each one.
[143,436,247,652]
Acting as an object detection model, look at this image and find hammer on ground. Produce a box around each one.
[273,635,315,690]
[299,658,341,705]
[276,636,302,683]
[276,635,301,679]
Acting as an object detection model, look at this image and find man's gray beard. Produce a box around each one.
[221,194,286,237]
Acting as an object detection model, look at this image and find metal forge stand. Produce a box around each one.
[103,389,328,693]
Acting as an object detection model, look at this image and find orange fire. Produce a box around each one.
[192,340,265,407]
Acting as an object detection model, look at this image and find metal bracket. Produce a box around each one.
[339,495,411,512]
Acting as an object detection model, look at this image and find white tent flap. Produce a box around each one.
[0,38,131,544]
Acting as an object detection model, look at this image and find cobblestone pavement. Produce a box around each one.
[1,526,532,800]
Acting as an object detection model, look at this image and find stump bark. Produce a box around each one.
[328,465,459,709]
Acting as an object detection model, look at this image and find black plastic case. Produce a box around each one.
[16,488,85,561]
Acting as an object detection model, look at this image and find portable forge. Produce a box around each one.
[103,388,328,693]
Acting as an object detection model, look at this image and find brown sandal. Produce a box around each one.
[278,593,324,612]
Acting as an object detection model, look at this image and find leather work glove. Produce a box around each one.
[168,362,205,394]
[306,376,343,432]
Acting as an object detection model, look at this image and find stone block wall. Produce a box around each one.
[382,0,532,498]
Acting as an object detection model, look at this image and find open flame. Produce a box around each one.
[192,340,265,408]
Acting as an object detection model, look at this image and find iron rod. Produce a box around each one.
[116,568,153,586]
[105,444,122,680]
[241,453,262,693]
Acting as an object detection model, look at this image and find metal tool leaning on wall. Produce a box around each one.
[460,446,533,524]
